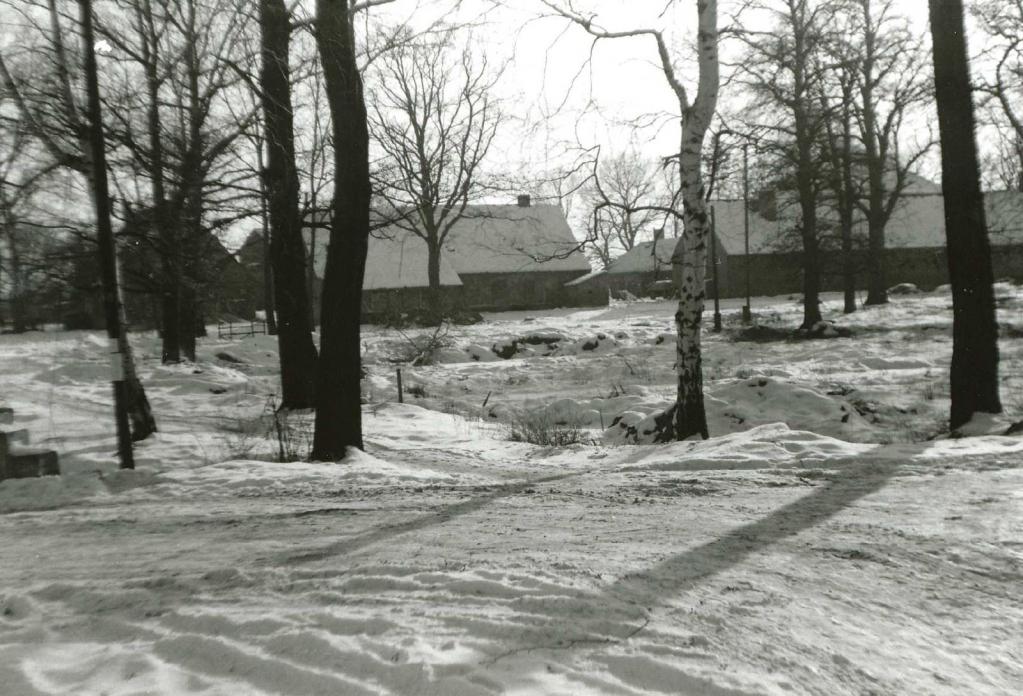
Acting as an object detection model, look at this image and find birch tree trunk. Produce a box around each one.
[669,0,719,440]
[543,0,719,441]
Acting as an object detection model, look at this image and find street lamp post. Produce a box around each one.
[710,205,722,331]
[742,142,752,324]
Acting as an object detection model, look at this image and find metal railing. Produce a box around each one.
[216,319,267,339]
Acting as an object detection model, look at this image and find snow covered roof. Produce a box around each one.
[604,238,677,274]
[304,203,591,288]
[708,192,1023,256]
[439,204,591,274]
[366,233,463,290]
[870,192,1023,249]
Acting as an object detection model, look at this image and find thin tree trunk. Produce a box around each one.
[839,94,857,314]
[80,0,135,468]
[139,0,181,363]
[260,0,318,408]
[312,0,372,459]
[799,196,823,328]
[8,223,26,333]
[669,0,719,441]
[928,0,1002,430]
[864,213,887,304]
[840,210,856,314]
[426,232,442,309]
[179,282,197,361]
[860,0,888,307]
[116,272,157,441]
[256,147,278,334]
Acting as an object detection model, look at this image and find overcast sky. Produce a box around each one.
[354,0,942,201]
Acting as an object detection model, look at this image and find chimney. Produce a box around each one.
[517,194,531,207]
[653,227,664,241]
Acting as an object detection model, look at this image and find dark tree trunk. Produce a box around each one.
[426,232,444,309]
[796,137,822,329]
[928,0,1003,430]
[839,112,857,315]
[257,134,277,335]
[799,203,823,329]
[864,212,887,305]
[141,16,181,364]
[840,212,856,314]
[7,225,27,333]
[80,0,134,468]
[179,283,197,361]
[260,0,318,407]
[860,21,888,308]
[160,279,181,361]
[312,0,371,459]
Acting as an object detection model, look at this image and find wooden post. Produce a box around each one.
[710,205,722,332]
[396,368,403,403]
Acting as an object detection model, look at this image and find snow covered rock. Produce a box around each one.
[888,282,921,295]
[709,377,874,441]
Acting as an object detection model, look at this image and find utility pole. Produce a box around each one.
[80,0,134,469]
[742,142,752,324]
[710,205,721,331]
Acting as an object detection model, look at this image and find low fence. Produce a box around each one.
[216,319,267,339]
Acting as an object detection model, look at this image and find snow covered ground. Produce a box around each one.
[1,287,1022,695]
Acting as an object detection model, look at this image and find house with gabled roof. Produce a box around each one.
[569,187,1023,301]
[300,195,599,321]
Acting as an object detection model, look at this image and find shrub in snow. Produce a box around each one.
[507,409,586,447]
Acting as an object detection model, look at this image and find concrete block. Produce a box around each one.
[2,448,60,479]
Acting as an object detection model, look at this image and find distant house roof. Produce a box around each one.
[708,191,1023,256]
[303,202,591,289]
[851,192,1023,249]
[363,233,462,289]
[604,238,677,274]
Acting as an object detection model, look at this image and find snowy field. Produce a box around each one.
[1,287,1022,695]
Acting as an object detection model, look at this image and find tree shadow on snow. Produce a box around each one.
[600,459,900,606]
[282,471,582,565]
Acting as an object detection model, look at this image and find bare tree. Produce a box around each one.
[312,0,396,459]
[0,115,61,332]
[736,0,832,330]
[847,0,932,306]
[95,0,257,362]
[0,0,156,440]
[368,29,501,302]
[973,0,1023,192]
[928,0,1003,430]
[543,0,719,440]
[817,39,860,314]
[258,0,319,408]
[580,148,662,267]
[80,0,135,468]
